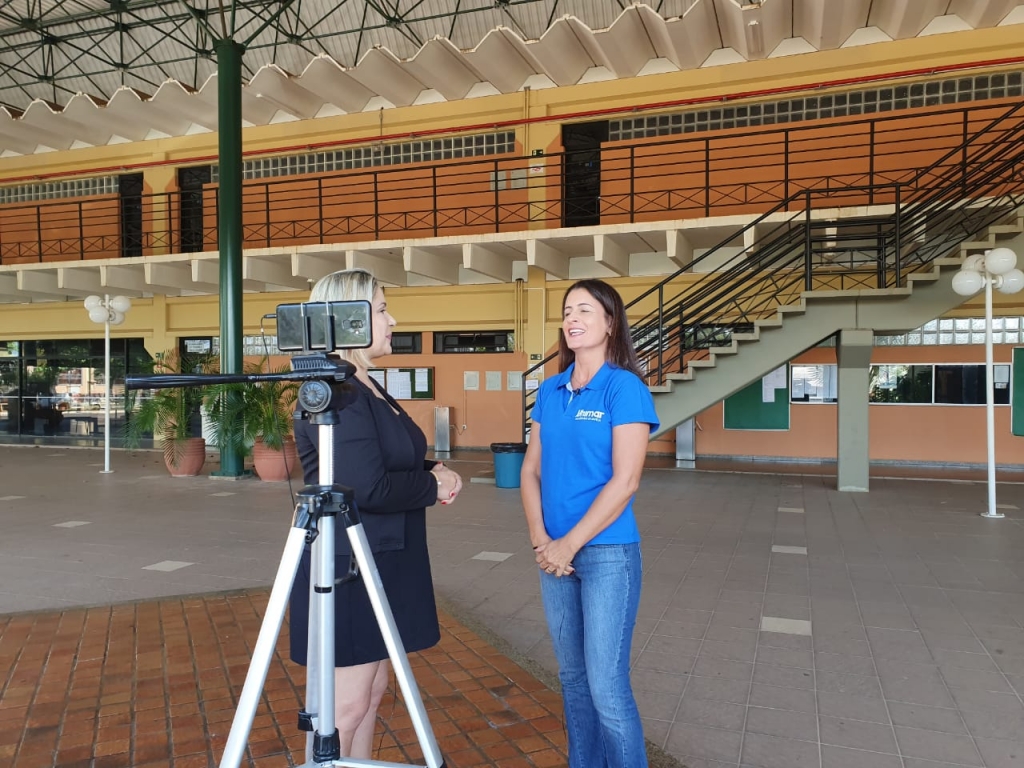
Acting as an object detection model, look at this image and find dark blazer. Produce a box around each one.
[293,376,437,555]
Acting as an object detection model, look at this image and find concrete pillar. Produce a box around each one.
[836,328,873,492]
[519,89,559,231]
[142,295,173,358]
[142,165,176,256]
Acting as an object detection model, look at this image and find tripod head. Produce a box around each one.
[125,353,358,431]
[126,299,370,417]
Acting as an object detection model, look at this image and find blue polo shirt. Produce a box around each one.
[532,362,659,546]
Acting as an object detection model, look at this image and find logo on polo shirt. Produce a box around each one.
[575,409,605,422]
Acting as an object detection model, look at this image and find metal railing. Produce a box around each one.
[0,102,1014,265]
[520,101,1024,437]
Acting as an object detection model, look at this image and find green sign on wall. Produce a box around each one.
[723,365,791,431]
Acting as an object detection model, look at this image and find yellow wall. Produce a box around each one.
[0,278,664,449]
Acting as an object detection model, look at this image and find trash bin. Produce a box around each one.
[490,442,527,489]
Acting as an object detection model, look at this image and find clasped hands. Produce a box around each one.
[533,537,577,578]
[431,462,463,505]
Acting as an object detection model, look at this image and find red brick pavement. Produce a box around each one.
[0,590,568,768]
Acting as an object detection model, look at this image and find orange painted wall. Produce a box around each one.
[0,195,121,263]
[694,344,1024,466]
[390,349,530,450]
[256,345,529,451]
[599,101,1015,222]
[203,151,535,250]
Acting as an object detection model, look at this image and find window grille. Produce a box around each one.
[210,131,517,182]
[608,70,1024,141]
[0,175,118,205]
[875,317,1024,346]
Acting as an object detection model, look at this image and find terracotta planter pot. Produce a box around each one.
[253,437,299,481]
[166,437,206,477]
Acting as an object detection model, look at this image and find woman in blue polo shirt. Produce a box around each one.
[521,278,659,768]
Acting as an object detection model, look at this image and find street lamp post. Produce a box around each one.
[951,248,1024,519]
[84,294,132,473]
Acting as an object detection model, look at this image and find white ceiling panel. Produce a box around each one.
[404,39,485,101]
[797,0,871,50]
[948,0,1022,28]
[467,28,544,93]
[529,20,600,85]
[599,9,660,78]
[0,1,1016,155]
[869,0,952,39]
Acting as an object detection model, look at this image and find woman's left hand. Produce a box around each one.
[535,537,578,577]
[432,462,463,504]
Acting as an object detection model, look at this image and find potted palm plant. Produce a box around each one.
[125,348,214,476]
[205,357,300,481]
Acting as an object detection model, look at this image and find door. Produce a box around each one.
[119,172,144,258]
[178,166,212,253]
[561,120,609,228]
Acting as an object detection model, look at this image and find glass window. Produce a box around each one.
[0,358,17,434]
[934,364,1010,405]
[869,365,933,403]
[791,364,837,403]
[390,332,422,354]
[433,331,512,353]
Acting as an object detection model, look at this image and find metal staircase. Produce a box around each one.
[522,101,1024,440]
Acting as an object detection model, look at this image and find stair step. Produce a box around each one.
[776,305,806,316]
[687,359,717,369]
[706,345,739,356]
[988,224,1023,235]
[731,333,760,342]
[666,372,694,382]
[648,384,672,394]
[807,287,910,299]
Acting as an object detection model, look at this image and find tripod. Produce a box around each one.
[217,406,446,768]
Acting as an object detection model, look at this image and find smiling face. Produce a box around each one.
[367,286,396,362]
[562,287,612,358]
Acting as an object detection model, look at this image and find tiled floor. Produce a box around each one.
[4,445,1024,767]
[0,592,569,768]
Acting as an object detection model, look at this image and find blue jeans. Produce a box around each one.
[539,542,647,768]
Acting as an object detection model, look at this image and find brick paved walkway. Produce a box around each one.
[0,590,568,768]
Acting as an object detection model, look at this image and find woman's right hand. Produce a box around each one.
[431,463,463,504]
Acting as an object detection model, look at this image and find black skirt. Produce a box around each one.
[288,508,440,667]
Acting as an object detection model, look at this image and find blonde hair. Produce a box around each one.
[308,268,381,370]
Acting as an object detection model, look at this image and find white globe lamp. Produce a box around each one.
[83,294,132,474]
[952,269,984,297]
[952,249,1023,519]
[998,269,1024,295]
[985,247,1017,276]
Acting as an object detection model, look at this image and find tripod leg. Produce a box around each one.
[346,523,445,768]
[310,514,340,762]
[303,549,321,764]
[218,527,309,768]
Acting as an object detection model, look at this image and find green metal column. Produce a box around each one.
[216,38,245,477]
